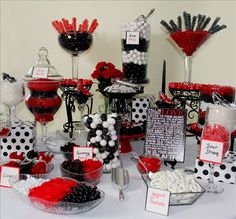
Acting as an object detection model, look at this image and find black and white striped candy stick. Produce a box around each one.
[190,16,197,30]
[169,19,179,32]
[208,17,221,32]
[160,20,174,33]
[199,17,211,30]
[177,16,182,31]
[210,24,227,34]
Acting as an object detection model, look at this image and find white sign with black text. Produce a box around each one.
[200,139,224,164]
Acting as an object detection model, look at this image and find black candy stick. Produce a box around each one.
[208,17,221,32]
[209,24,220,34]
[187,12,191,30]
[177,16,182,31]
[210,24,227,34]
[183,11,189,30]
[169,19,179,32]
[191,16,197,30]
[196,15,206,30]
[195,14,202,31]
[160,20,174,32]
[199,17,211,30]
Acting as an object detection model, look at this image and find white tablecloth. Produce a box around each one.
[1,137,236,219]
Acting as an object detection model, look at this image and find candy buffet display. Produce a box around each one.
[60,159,103,185]
[161,12,226,82]
[52,17,98,79]
[83,113,121,172]
[0,151,54,175]
[0,73,24,121]
[24,47,63,146]
[10,175,104,214]
[143,169,205,205]
[121,9,154,84]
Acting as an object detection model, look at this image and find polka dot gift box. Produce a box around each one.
[131,96,155,124]
[0,120,36,158]
[195,152,236,184]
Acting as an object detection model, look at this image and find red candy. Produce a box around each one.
[0,128,10,138]
[31,161,47,175]
[170,30,210,56]
[82,159,102,181]
[37,151,54,163]
[137,156,161,174]
[9,152,25,161]
[28,178,77,207]
[202,124,230,156]
[26,78,60,92]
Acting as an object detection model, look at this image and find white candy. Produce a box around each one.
[83,115,88,122]
[85,127,90,132]
[96,136,102,142]
[108,117,116,125]
[112,157,118,163]
[93,148,99,154]
[108,140,115,147]
[102,153,107,159]
[90,122,97,129]
[114,150,119,156]
[106,164,112,171]
[93,117,101,125]
[87,141,91,146]
[100,139,107,146]
[102,121,109,128]
[96,130,102,136]
[111,135,118,141]
[90,137,96,144]
[111,113,117,118]
[96,153,102,159]
[108,125,114,131]
[110,130,116,135]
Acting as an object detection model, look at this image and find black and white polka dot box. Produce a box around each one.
[195,152,236,184]
[131,97,151,124]
[83,113,121,172]
[0,120,36,158]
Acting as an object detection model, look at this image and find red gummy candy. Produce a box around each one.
[0,128,10,138]
[9,152,25,161]
[82,159,102,182]
[137,156,161,174]
[31,161,47,174]
[26,78,60,92]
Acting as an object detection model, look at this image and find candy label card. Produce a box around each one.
[126,31,140,45]
[73,146,93,161]
[0,166,20,188]
[145,187,170,216]
[32,67,49,78]
[144,108,187,162]
[199,139,224,164]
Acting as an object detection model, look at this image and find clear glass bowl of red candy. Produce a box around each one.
[136,155,161,174]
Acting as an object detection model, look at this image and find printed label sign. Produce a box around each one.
[0,166,20,188]
[32,67,48,78]
[73,146,93,161]
[199,139,224,164]
[126,31,140,45]
[145,187,170,216]
[144,108,187,162]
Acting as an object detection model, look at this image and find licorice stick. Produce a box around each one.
[169,19,179,31]
[195,14,202,31]
[190,16,197,30]
[187,13,191,30]
[196,15,206,30]
[208,17,221,32]
[160,20,174,32]
[210,24,227,34]
[199,17,211,30]
[177,16,182,31]
[183,11,189,30]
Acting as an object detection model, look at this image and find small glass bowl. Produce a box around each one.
[136,155,161,174]
[60,162,103,185]
[10,174,105,215]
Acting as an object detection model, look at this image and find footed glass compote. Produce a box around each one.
[161,12,226,82]
[0,73,24,122]
[23,47,63,147]
[52,17,98,79]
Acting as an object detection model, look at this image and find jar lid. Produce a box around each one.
[23,47,63,81]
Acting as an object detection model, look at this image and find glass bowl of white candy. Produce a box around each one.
[142,169,205,205]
